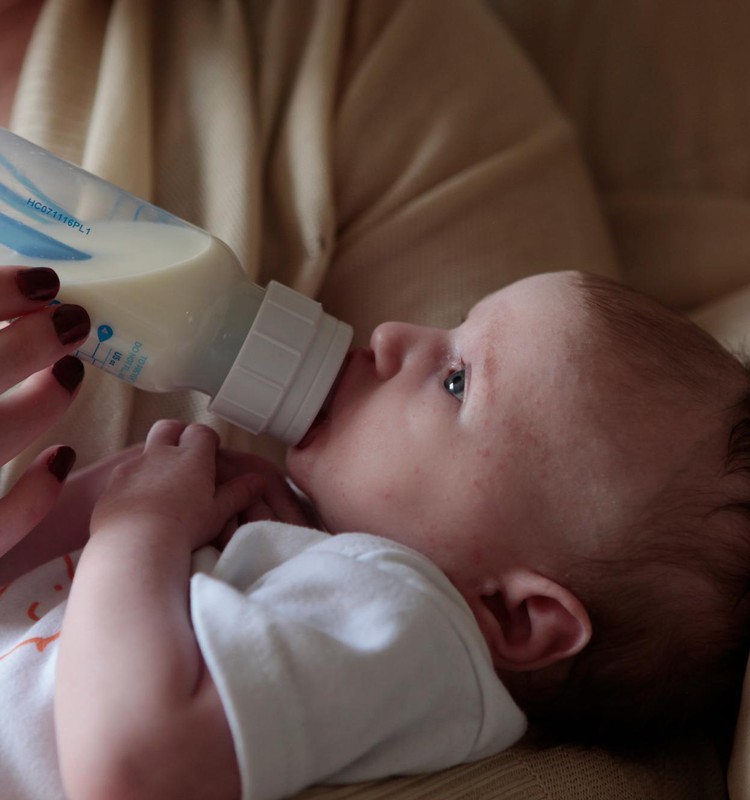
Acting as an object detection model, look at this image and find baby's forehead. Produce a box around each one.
[573,272,740,399]
[466,271,742,405]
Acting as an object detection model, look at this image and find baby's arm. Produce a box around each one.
[55,422,258,800]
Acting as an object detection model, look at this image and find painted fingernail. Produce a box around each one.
[16,267,60,301]
[52,304,90,345]
[52,355,85,394]
[47,446,76,483]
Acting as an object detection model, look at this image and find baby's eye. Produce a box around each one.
[443,367,466,401]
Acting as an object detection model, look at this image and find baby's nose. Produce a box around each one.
[370,321,414,379]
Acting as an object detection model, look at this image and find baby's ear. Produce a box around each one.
[469,570,591,672]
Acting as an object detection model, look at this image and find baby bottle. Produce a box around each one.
[0,128,352,445]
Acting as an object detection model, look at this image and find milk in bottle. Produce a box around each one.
[0,128,352,445]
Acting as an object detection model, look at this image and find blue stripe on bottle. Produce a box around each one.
[0,212,91,260]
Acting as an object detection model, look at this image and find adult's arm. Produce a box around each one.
[0,445,142,583]
[0,266,89,560]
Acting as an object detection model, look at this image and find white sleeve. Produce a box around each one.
[190,522,526,800]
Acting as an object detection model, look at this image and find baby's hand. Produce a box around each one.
[217,449,315,527]
[91,421,260,550]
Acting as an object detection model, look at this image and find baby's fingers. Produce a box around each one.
[214,474,267,526]
[241,497,276,524]
[260,472,313,527]
[144,419,187,448]
[0,445,76,557]
[179,423,220,459]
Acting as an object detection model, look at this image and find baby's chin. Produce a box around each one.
[284,445,306,486]
[285,446,357,535]
[285,448,320,512]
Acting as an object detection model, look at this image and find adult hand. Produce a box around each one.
[0,266,90,556]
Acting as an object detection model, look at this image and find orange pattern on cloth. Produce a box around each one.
[0,553,76,662]
[0,632,60,661]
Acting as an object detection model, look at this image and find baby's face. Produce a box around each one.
[287,271,726,597]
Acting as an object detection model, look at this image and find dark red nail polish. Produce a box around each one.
[52,304,90,345]
[47,446,76,483]
[52,355,84,394]
[16,267,60,301]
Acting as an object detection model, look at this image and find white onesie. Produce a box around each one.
[0,522,526,800]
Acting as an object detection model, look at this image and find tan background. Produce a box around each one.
[6,1,750,797]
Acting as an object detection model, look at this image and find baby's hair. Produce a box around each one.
[509,272,750,746]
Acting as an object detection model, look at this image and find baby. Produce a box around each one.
[288,268,750,741]
[2,270,750,800]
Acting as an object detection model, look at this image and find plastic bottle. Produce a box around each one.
[0,128,352,445]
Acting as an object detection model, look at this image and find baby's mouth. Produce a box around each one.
[295,349,353,449]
